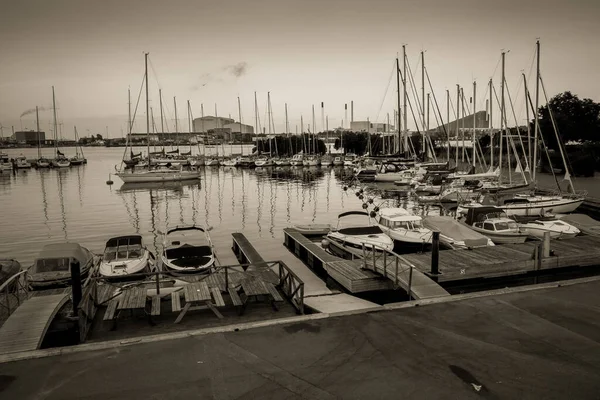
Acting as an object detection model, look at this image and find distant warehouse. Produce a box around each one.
[14,131,45,146]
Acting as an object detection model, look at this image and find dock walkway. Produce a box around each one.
[0,294,69,354]
[400,235,600,283]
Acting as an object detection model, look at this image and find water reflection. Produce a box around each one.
[56,169,68,240]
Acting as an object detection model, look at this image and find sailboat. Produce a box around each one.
[115,53,201,184]
[70,126,87,165]
[303,105,321,166]
[36,106,51,168]
[50,87,70,168]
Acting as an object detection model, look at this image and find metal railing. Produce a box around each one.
[0,270,30,322]
[361,243,415,300]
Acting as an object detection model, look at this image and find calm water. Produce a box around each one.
[0,147,373,266]
[2,146,597,267]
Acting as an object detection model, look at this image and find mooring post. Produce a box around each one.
[70,261,82,316]
[408,266,413,301]
[155,272,160,296]
[431,231,440,275]
[542,231,551,258]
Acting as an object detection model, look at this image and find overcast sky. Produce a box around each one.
[1,0,598,138]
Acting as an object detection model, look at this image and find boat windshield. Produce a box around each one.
[390,220,419,230]
[34,257,70,273]
[104,244,143,261]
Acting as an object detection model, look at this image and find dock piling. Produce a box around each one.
[70,261,82,316]
[542,232,551,258]
[431,232,440,276]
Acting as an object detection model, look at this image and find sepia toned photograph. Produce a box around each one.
[0,0,599,398]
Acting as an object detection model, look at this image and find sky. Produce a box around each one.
[1,0,599,139]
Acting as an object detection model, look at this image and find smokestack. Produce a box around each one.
[344,103,348,129]
[351,101,354,123]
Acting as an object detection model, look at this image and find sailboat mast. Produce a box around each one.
[267,92,272,157]
[174,97,178,150]
[523,73,532,176]
[455,85,460,167]
[500,51,505,180]
[201,104,205,157]
[533,40,540,182]
[301,115,305,153]
[238,97,243,155]
[421,51,426,156]
[472,81,477,168]
[446,89,450,162]
[402,45,408,153]
[36,106,41,158]
[144,53,150,163]
[396,56,401,154]
[187,100,191,133]
[215,104,220,158]
[159,89,164,133]
[254,92,259,155]
[285,103,290,155]
[52,86,58,155]
[489,79,494,169]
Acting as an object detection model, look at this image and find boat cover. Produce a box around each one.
[31,243,93,274]
[423,216,489,247]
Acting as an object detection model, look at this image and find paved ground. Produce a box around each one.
[2,280,600,399]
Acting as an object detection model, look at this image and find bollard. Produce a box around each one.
[70,261,82,316]
[542,231,551,258]
[431,231,440,275]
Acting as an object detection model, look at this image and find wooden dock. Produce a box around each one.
[0,294,69,354]
[399,235,600,283]
[283,228,450,300]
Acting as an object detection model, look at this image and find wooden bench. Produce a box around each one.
[171,291,182,312]
[210,287,225,307]
[150,296,161,316]
[228,287,243,305]
[266,282,284,302]
[103,297,120,321]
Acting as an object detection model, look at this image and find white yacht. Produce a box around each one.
[375,208,432,250]
[459,206,528,244]
[498,194,584,216]
[326,211,394,254]
[515,217,580,240]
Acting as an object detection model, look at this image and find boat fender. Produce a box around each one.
[362,203,368,209]
[321,239,330,248]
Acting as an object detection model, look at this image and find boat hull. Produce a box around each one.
[501,198,584,216]
[116,170,201,183]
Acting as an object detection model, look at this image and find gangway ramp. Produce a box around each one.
[0,294,69,354]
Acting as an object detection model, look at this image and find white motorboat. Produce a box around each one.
[375,208,433,250]
[558,214,600,238]
[28,243,96,289]
[343,153,358,167]
[222,157,240,167]
[459,206,528,244]
[274,158,291,166]
[99,235,153,279]
[422,216,495,250]
[204,158,220,166]
[36,158,51,168]
[160,226,215,274]
[254,155,274,167]
[290,153,304,166]
[302,154,321,166]
[293,223,333,236]
[515,217,580,240]
[326,211,394,253]
[374,162,410,182]
[16,156,31,169]
[499,194,584,216]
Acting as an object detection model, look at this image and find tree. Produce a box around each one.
[533,91,600,150]
[95,134,103,141]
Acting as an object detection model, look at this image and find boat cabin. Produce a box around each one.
[103,235,144,263]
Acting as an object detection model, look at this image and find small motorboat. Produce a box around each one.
[332,155,345,166]
[254,155,274,167]
[558,213,600,238]
[422,216,495,250]
[16,156,31,169]
[160,226,215,274]
[36,157,51,168]
[0,153,12,172]
[514,217,580,240]
[375,208,433,251]
[293,223,333,236]
[28,243,96,289]
[99,235,153,279]
[302,154,321,166]
[326,211,394,254]
[459,206,528,244]
[221,157,240,167]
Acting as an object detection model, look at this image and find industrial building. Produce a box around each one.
[13,131,46,145]
[193,116,253,134]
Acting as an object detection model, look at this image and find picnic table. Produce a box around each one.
[103,287,149,328]
[174,281,225,324]
[234,277,284,315]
